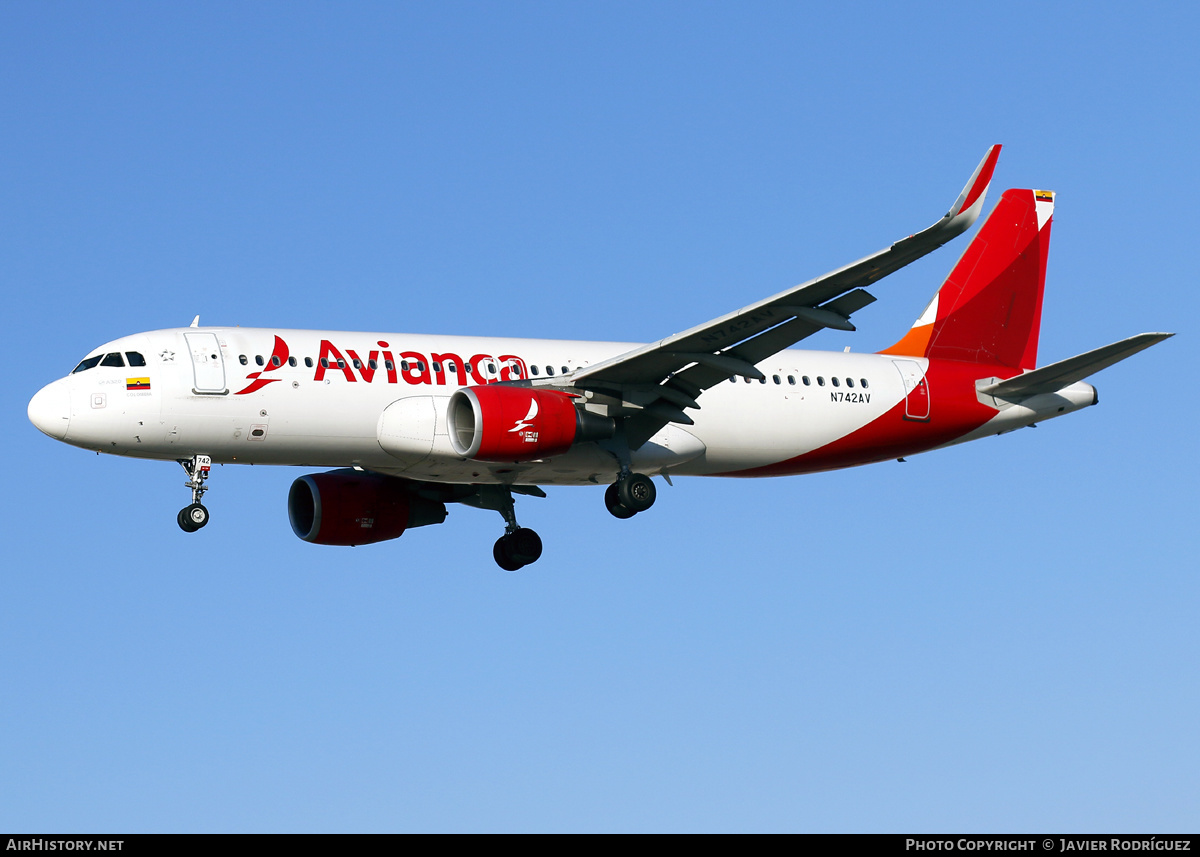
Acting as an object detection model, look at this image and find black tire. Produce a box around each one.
[493,536,524,571]
[509,528,542,565]
[177,507,198,533]
[184,503,209,530]
[618,473,656,512]
[605,483,637,519]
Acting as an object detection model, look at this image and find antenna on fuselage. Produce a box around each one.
[190,315,200,328]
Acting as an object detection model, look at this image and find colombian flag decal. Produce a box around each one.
[1035,190,1054,202]
[126,377,151,391]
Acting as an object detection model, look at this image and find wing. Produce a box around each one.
[540,145,1002,448]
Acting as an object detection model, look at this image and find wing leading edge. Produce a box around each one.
[550,145,1003,447]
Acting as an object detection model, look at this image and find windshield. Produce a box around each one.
[71,351,145,373]
[72,355,102,374]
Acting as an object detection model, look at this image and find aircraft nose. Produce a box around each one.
[28,380,71,440]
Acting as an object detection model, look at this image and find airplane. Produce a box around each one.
[27,146,1172,570]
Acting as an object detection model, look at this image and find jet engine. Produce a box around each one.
[447,385,614,462]
[288,469,447,546]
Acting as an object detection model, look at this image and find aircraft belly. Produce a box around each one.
[385,442,621,486]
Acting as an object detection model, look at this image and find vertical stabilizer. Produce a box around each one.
[881,188,1054,370]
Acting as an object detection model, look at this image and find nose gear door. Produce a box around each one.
[184,332,228,394]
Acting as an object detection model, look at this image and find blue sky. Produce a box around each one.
[2,2,1196,832]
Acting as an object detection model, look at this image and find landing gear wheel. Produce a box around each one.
[617,473,656,513]
[178,503,209,533]
[493,527,541,571]
[493,528,543,570]
[605,483,637,519]
[508,527,543,564]
[493,538,524,571]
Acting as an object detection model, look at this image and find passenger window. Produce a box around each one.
[772,375,780,384]
[320,358,329,368]
[846,378,854,388]
[448,364,457,373]
[787,376,796,385]
[305,357,313,368]
[255,355,264,366]
[561,366,568,375]
[368,359,377,370]
[758,377,766,384]
[125,352,146,367]
[432,362,441,372]
[546,366,554,376]
[239,355,248,365]
[352,359,362,369]
[72,355,103,373]
[288,357,297,367]
[802,376,811,386]
[531,365,540,376]
[861,378,869,389]
[271,356,281,367]
[832,377,840,387]
[385,360,394,371]
[817,376,825,386]
[487,363,496,374]
[101,352,125,367]
[401,361,409,371]
[338,360,346,369]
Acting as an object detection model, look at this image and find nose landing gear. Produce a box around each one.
[177,454,212,533]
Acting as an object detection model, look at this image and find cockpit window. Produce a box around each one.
[125,352,146,367]
[72,355,103,374]
[100,352,126,367]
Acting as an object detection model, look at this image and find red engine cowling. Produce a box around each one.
[447,386,581,461]
[288,469,447,546]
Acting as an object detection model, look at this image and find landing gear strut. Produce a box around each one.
[177,454,212,533]
[605,472,656,519]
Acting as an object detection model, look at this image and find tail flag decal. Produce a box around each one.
[882,188,1054,371]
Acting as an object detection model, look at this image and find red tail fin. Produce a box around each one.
[881,188,1054,370]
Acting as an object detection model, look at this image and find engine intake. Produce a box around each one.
[288,469,447,546]
[447,386,613,462]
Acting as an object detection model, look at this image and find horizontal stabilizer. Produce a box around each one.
[978,333,1174,400]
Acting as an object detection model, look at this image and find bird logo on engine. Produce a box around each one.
[509,399,540,443]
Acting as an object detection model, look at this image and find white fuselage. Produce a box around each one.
[30,326,1095,486]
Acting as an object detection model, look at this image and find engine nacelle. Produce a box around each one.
[288,469,447,546]
[447,386,612,462]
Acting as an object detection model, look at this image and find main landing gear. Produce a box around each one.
[605,472,656,519]
[177,454,212,533]
[469,485,543,571]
